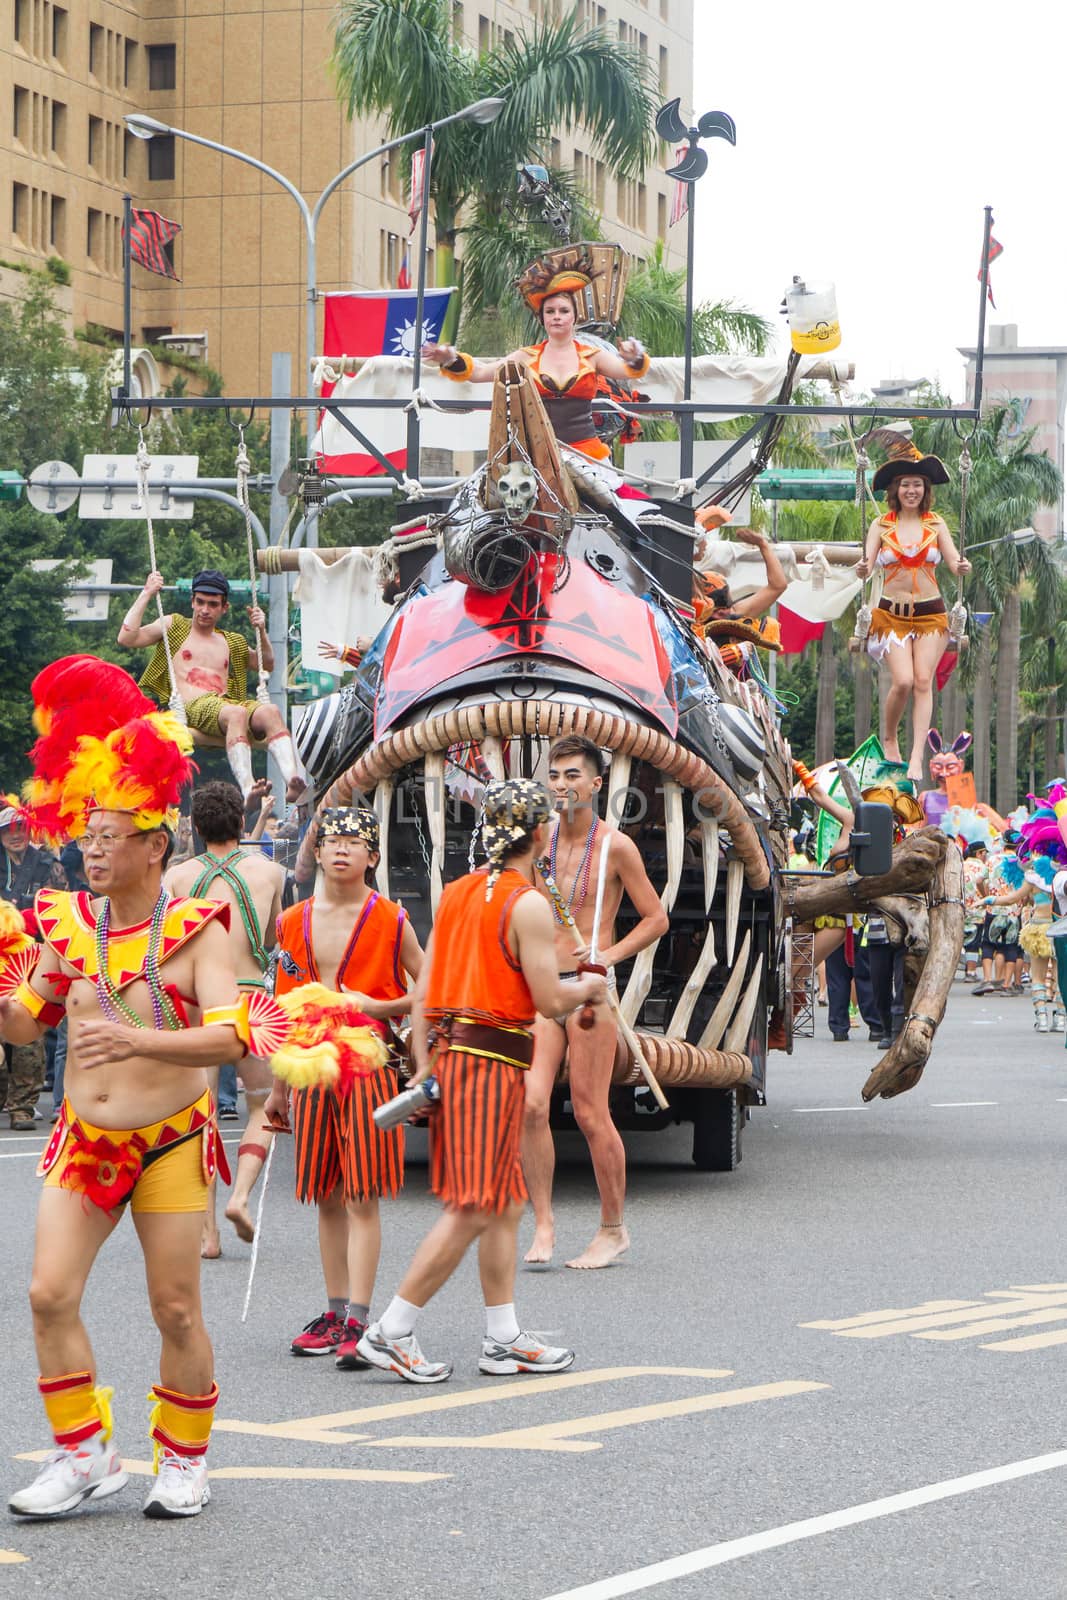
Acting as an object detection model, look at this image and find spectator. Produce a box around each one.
[1,802,55,1129]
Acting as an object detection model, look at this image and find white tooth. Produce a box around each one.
[606,748,632,828]
[725,853,743,965]
[667,918,716,1042]
[481,735,506,781]
[723,953,765,1055]
[697,931,752,1051]
[701,815,720,913]
[423,751,446,914]
[619,779,683,1028]
[374,778,394,900]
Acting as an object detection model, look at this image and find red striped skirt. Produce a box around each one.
[291,1071,403,1204]
[429,1050,528,1214]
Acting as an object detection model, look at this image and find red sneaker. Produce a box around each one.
[290,1311,345,1356]
[335,1317,369,1370]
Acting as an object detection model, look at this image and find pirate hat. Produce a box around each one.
[516,247,600,316]
[872,434,950,494]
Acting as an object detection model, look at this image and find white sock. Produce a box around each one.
[380,1295,421,1340]
[485,1303,521,1344]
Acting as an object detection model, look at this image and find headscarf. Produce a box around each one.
[317,806,380,851]
[481,779,553,897]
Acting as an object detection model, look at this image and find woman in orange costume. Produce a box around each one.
[421,251,650,463]
[855,438,971,782]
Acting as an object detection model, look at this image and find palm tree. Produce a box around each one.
[913,405,1061,810]
[332,0,655,335]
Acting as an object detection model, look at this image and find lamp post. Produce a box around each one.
[655,98,736,487]
[124,96,504,442]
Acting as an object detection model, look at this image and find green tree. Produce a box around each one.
[331,0,656,335]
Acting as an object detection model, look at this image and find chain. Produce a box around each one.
[412,788,431,879]
[135,428,187,725]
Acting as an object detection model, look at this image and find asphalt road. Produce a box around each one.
[2,980,1065,1599]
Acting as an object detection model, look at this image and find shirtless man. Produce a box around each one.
[165,781,286,1256]
[523,735,669,1270]
[117,568,305,803]
[263,807,423,1369]
[2,664,247,1521]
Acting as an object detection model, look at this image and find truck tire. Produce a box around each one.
[691,1087,743,1172]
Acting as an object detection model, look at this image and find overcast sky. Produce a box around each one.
[689,2,1064,398]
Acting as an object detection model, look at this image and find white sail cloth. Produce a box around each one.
[295,548,392,678]
[311,353,845,468]
[697,539,862,623]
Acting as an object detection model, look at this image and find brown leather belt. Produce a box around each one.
[876,596,947,621]
[431,1015,534,1069]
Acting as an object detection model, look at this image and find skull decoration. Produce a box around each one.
[495,462,539,523]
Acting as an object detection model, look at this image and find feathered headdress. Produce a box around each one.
[22,656,195,844]
[516,247,600,315]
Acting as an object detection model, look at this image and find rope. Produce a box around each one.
[236,425,271,705]
[948,441,972,647]
[135,428,187,725]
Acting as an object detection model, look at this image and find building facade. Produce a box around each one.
[3,0,694,395]
[961,325,1067,540]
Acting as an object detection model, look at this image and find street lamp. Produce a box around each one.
[123,96,504,446]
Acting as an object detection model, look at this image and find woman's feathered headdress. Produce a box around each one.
[22,656,195,843]
[516,247,600,315]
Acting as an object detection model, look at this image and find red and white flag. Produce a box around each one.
[669,146,689,227]
[979,234,1003,307]
[408,141,433,235]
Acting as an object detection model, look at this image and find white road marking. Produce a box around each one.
[539,1449,1067,1600]
[929,1101,997,1108]
[792,1106,864,1114]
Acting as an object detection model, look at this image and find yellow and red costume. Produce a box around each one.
[869,513,948,646]
[275,891,408,1203]
[424,866,537,1213]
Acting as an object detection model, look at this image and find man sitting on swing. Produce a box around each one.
[118,570,305,803]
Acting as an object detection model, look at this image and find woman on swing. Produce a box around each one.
[854,438,971,782]
[420,250,649,463]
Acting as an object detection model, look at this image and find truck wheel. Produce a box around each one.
[691,1088,743,1172]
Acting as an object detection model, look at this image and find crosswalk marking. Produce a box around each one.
[803,1285,1067,1356]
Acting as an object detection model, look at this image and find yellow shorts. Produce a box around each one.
[41,1091,217,1215]
[185,693,262,740]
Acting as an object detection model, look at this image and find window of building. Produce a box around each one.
[451,0,463,37]
[12,183,29,239]
[478,14,490,51]
[88,113,102,169]
[14,0,25,43]
[147,133,175,181]
[50,194,66,251]
[89,23,103,76]
[657,190,666,238]
[124,37,136,88]
[87,206,102,263]
[659,44,668,95]
[123,128,135,178]
[162,235,175,276]
[147,43,176,91]
[51,99,66,157]
[142,325,173,344]
[13,85,28,143]
[660,0,669,18]
[52,5,67,62]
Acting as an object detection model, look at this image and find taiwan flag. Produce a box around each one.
[322,288,454,363]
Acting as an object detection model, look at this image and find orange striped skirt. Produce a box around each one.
[291,1073,404,1204]
[429,1050,528,1214]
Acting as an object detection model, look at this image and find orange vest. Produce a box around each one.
[275,893,407,1003]
[424,868,536,1028]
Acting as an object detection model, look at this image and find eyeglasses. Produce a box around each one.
[75,831,144,855]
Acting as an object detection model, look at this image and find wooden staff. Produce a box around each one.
[536,851,669,1110]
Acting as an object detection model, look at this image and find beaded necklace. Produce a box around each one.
[546,816,599,922]
[94,888,181,1031]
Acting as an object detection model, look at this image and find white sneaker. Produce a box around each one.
[479,1332,576,1375]
[356,1322,452,1384]
[8,1438,127,1518]
[142,1449,211,1519]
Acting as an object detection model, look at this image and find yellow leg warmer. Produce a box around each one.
[148,1381,218,1472]
[39,1371,115,1448]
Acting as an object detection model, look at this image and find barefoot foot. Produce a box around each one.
[565,1225,630,1270]
[523,1226,555,1267]
[201,1230,222,1261]
[225,1198,255,1244]
[883,741,902,765]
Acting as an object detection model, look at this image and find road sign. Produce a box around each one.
[26,460,79,514]
[79,454,198,520]
[30,559,114,622]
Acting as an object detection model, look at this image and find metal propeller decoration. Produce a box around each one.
[655,99,737,484]
[656,98,737,182]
